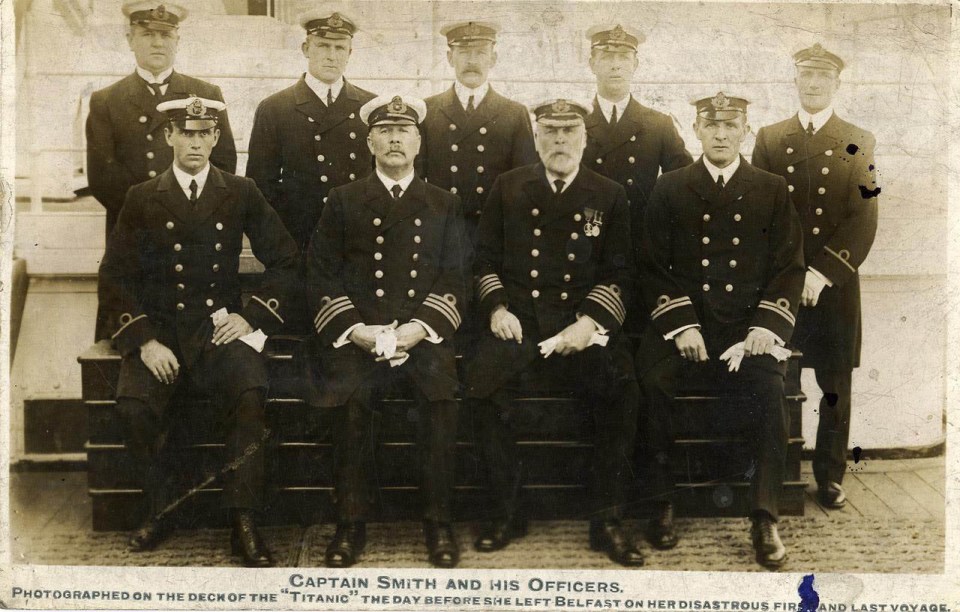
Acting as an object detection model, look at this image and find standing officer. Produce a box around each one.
[752,44,879,510]
[420,20,537,248]
[464,99,642,567]
[581,24,693,548]
[88,1,237,340]
[638,93,804,568]
[303,94,468,569]
[247,6,376,332]
[98,95,299,567]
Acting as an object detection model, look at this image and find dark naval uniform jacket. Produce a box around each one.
[467,163,634,397]
[638,157,805,373]
[86,72,238,236]
[246,76,376,251]
[98,165,299,397]
[420,85,537,245]
[752,113,879,370]
[303,173,469,407]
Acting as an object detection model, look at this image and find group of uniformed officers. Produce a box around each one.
[92,1,879,570]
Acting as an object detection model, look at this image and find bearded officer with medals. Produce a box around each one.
[302,94,469,569]
[88,1,237,340]
[98,94,299,567]
[420,20,537,248]
[752,44,879,511]
[638,93,804,568]
[463,99,643,566]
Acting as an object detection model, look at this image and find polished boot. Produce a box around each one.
[751,512,787,569]
[645,501,678,550]
[127,518,173,552]
[817,481,847,509]
[474,516,529,552]
[325,522,366,568]
[589,519,644,567]
[230,510,274,568]
[424,521,460,568]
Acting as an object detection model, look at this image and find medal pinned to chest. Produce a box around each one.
[583,208,604,237]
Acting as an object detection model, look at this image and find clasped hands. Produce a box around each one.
[349,320,427,363]
[490,306,596,357]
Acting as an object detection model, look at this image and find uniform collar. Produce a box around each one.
[797,106,834,134]
[304,73,345,105]
[376,168,415,196]
[595,93,631,123]
[701,154,740,184]
[454,80,490,110]
[545,166,579,192]
[136,65,173,85]
[172,162,211,198]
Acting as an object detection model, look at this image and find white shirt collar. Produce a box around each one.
[376,168,416,196]
[797,106,834,134]
[136,66,173,85]
[595,94,630,123]
[454,81,490,110]
[701,154,741,184]
[172,163,211,199]
[304,73,344,105]
[545,166,579,193]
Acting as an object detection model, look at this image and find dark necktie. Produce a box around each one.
[554,179,565,195]
[610,104,618,125]
[391,184,403,199]
[146,78,170,97]
[716,174,725,190]
[806,121,816,138]
[327,88,334,107]
[466,95,475,114]
[189,179,198,204]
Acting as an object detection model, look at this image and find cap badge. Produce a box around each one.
[186,97,206,117]
[810,43,825,57]
[552,99,570,113]
[711,92,728,109]
[610,25,626,40]
[389,96,407,114]
[465,22,480,36]
[152,4,167,19]
[328,13,343,28]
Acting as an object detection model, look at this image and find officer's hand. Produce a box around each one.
[490,306,523,343]
[802,270,828,307]
[212,313,254,346]
[675,328,709,362]
[554,317,596,356]
[395,322,428,352]
[140,339,180,384]
[375,351,409,363]
[349,323,389,354]
[743,328,776,357]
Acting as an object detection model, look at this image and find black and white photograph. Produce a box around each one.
[1,0,957,609]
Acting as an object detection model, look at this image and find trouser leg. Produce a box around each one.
[591,377,640,520]
[739,364,789,521]
[219,388,268,511]
[468,392,521,519]
[812,368,853,486]
[332,386,377,522]
[416,396,459,522]
[117,396,170,518]
[639,356,683,501]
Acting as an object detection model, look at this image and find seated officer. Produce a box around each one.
[97,95,299,567]
[637,93,804,568]
[464,99,642,566]
[303,94,469,568]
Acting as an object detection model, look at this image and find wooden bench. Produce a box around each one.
[79,338,807,531]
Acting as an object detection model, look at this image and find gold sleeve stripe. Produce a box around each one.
[251,295,284,324]
[824,246,857,273]
[650,300,694,321]
[758,300,796,326]
[111,313,148,340]
[424,295,461,329]
[315,301,356,333]
[585,292,625,325]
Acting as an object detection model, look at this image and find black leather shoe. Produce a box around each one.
[589,519,644,567]
[127,518,172,552]
[474,516,529,552]
[230,510,274,567]
[817,481,847,509]
[645,502,678,550]
[424,521,460,568]
[325,522,366,568]
[751,513,787,569]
